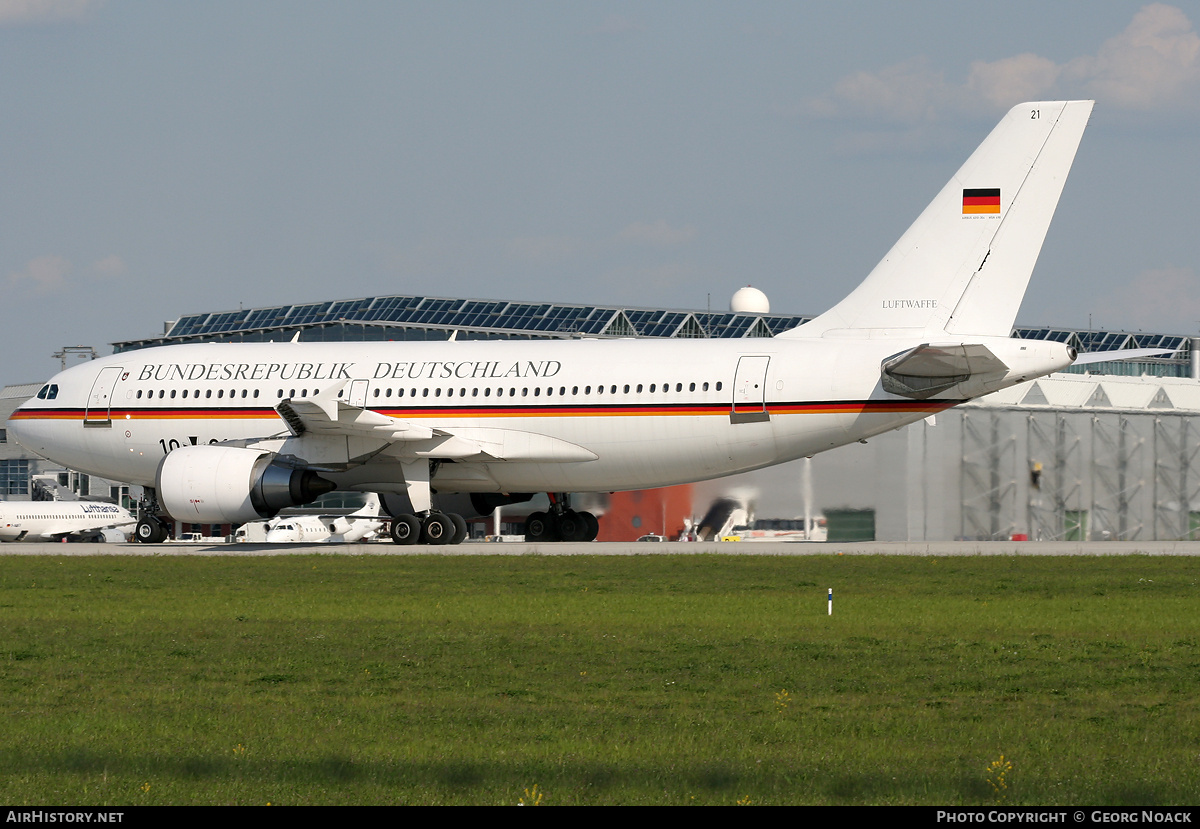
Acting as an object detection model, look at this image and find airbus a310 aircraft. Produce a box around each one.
[11,101,1102,544]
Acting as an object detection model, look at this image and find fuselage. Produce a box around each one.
[7,334,1073,498]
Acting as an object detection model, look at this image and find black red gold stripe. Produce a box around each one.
[962,188,1001,215]
[11,399,962,421]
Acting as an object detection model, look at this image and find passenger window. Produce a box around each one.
[253,389,260,399]
[136,390,143,399]
[689,383,695,392]
[241,390,248,398]
[182,390,188,399]
[716,381,723,391]
[170,390,177,399]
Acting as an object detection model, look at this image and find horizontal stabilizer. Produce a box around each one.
[882,343,1008,399]
[1073,348,1175,365]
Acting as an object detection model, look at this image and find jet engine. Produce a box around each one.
[155,445,336,524]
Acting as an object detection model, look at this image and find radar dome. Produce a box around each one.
[730,285,770,314]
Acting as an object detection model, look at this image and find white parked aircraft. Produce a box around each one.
[0,500,136,542]
[257,492,390,543]
[10,101,1099,545]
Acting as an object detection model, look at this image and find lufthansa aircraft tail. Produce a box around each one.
[782,100,1093,340]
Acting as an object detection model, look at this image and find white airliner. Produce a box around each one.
[0,500,136,542]
[256,492,389,543]
[10,101,1103,545]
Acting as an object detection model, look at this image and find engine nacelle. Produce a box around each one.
[155,445,336,524]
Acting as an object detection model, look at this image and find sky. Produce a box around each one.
[2,1,1198,381]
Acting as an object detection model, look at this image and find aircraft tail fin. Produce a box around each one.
[351,492,383,517]
[781,100,1093,339]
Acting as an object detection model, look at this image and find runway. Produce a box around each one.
[4,540,1200,555]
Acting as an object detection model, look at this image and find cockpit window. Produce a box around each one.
[36,385,48,399]
[46,385,58,400]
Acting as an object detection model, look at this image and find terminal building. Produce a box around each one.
[4,291,1200,542]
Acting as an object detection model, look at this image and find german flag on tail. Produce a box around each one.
[962,188,1000,215]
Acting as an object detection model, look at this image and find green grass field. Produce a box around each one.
[1,553,1197,805]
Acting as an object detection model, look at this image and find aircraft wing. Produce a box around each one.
[276,396,597,463]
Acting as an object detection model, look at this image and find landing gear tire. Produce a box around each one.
[390,513,420,545]
[581,511,600,542]
[135,518,168,544]
[449,513,468,545]
[556,509,590,542]
[525,511,557,542]
[421,512,454,545]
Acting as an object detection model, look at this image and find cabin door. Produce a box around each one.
[347,379,369,408]
[731,356,770,423]
[84,366,124,427]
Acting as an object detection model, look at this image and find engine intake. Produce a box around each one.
[155,445,335,524]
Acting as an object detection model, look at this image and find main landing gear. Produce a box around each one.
[388,510,468,545]
[388,460,468,545]
[525,494,599,542]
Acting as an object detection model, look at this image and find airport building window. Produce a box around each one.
[0,459,30,496]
